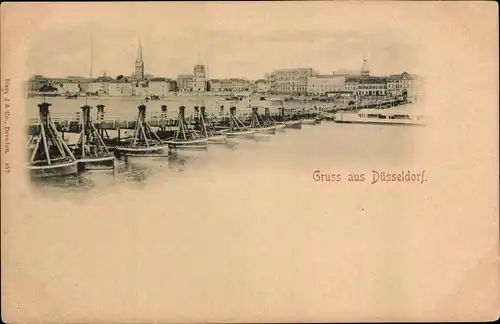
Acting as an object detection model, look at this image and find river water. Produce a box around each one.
[30,111,422,198]
[20,98,440,320]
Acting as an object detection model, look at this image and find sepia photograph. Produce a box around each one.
[1,2,498,323]
[22,5,426,188]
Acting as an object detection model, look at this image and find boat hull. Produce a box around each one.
[334,112,425,126]
[253,126,276,135]
[77,155,115,170]
[207,135,227,144]
[115,144,170,157]
[302,118,316,125]
[275,124,286,132]
[166,139,208,150]
[334,120,425,126]
[226,130,255,139]
[284,121,302,129]
[320,112,336,121]
[28,160,78,178]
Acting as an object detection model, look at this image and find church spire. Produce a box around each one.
[134,37,145,79]
[136,37,143,63]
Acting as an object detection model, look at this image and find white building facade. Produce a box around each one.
[148,78,176,97]
[209,78,251,92]
[307,75,346,95]
[109,81,133,96]
[177,74,193,92]
[60,83,80,94]
[269,68,313,95]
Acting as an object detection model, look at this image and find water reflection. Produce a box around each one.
[29,123,425,197]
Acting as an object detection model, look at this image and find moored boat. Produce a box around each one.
[275,123,286,132]
[166,105,209,151]
[302,118,316,125]
[226,106,256,139]
[334,108,425,126]
[254,126,276,135]
[207,134,227,144]
[166,138,208,150]
[195,105,228,144]
[115,104,169,157]
[73,105,115,171]
[27,102,79,178]
[320,112,336,121]
[115,144,169,157]
[27,159,78,178]
[284,120,302,129]
[249,106,277,135]
[77,155,115,170]
[226,129,255,138]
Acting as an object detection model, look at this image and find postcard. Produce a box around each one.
[1,2,499,323]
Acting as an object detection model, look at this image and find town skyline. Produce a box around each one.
[25,2,421,80]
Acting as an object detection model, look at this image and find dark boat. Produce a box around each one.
[27,102,78,178]
[164,105,208,151]
[249,106,276,135]
[115,104,169,157]
[225,106,255,139]
[195,106,227,144]
[73,105,115,170]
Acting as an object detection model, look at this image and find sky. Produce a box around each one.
[21,2,427,80]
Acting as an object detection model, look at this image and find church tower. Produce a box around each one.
[134,37,144,79]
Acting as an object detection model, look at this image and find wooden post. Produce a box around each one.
[97,104,105,138]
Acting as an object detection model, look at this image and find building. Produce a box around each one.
[254,79,270,93]
[109,80,133,96]
[134,38,145,80]
[87,82,103,94]
[60,83,80,94]
[307,75,346,95]
[86,77,113,95]
[132,81,148,97]
[345,76,359,94]
[177,74,193,92]
[269,68,313,95]
[356,76,387,96]
[27,75,50,92]
[148,77,176,97]
[192,65,207,92]
[386,72,412,98]
[209,78,251,92]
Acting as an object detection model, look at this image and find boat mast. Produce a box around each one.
[29,102,76,164]
[130,104,163,147]
[75,105,110,158]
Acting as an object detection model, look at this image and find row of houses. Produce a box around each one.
[27,59,423,101]
[27,74,259,97]
[268,66,423,102]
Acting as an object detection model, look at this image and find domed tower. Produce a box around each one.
[361,58,370,76]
